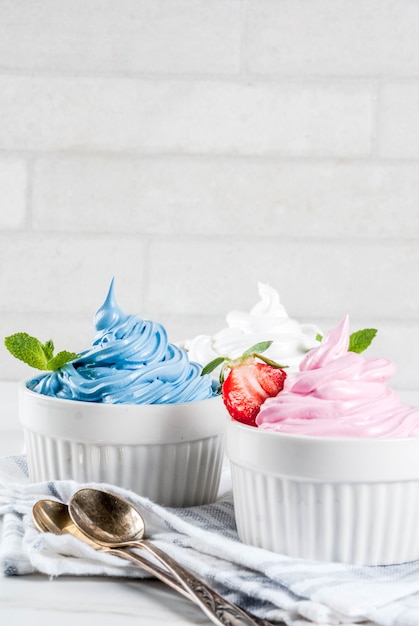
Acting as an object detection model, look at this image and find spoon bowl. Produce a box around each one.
[32,499,97,545]
[69,488,145,546]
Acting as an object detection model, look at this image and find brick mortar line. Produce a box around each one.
[0,68,417,85]
[0,149,413,161]
[0,232,418,245]
[2,150,419,165]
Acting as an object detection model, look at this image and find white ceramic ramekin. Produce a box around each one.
[20,380,226,508]
[226,419,419,565]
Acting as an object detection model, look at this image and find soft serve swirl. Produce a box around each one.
[29,280,215,404]
[256,315,419,437]
[184,283,321,371]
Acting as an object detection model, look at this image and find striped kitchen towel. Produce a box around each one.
[1,454,419,626]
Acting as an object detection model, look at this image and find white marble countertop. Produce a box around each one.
[0,382,213,624]
[1,574,214,625]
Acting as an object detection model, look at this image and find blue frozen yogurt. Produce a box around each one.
[29,280,216,404]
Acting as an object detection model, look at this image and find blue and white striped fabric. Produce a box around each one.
[2,455,419,626]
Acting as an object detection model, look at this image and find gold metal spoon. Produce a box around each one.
[69,487,265,626]
[32,498,193,592]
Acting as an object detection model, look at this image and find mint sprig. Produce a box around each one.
[315,327,377,354]
[348,328,377,354]
[4,332,79,371]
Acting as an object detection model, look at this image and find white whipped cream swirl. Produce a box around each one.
[184,283,321,371]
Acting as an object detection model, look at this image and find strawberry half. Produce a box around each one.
[202,341,287,427]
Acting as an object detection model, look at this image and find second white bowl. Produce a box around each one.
[226,419,419,565]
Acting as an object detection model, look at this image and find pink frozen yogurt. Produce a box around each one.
[256,315,419,438]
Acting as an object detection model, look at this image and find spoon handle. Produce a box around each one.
[132,539,264,626]
[109,545,278,626]
[107,546,194,598]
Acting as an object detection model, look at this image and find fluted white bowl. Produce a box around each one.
[20,380,226,507]
[226,419,419,565]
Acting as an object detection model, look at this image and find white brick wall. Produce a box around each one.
[0,0,418,394]
[245,0,419,77]
[0,157,27,228]
[0,0,242,75]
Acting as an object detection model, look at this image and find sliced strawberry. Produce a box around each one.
[222,362,286,426]
[201,341,287,427]
[256,362,287,396]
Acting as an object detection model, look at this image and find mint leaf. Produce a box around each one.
[4,332,79,371]
[349,328,377,354]
[5,333,49,370]
[316,333,323,342]
[47,350,79,371]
